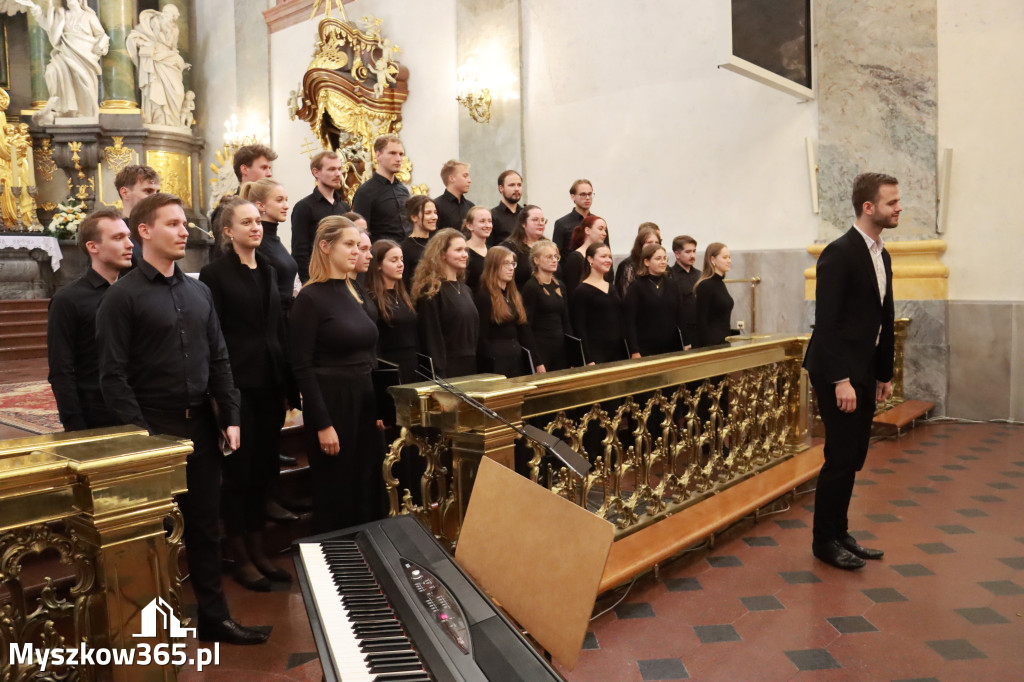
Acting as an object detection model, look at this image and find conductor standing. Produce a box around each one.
[803,172,899,571]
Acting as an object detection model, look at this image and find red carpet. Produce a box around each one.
[0,381,62,434]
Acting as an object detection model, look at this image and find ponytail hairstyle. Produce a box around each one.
[405,194,435,233]
[215,197,255,252]
[480,246,526,324]
[569,214,605,251]
[582,241,611,279]
[695,241,728,291]
[410,227,466,303]
[306,215,358,286]
[239,178,282,206]
[365,239,413,324]
[462,205,492,239]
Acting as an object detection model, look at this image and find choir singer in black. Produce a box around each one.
[474,246,543,377]
[625,243,686,358]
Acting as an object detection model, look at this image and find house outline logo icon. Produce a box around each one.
[133,597,196,639]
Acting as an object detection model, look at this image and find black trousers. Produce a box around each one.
[142,404,230,625]
[811,377,876,545]
[222,388,286,535]
[306,369,385,534]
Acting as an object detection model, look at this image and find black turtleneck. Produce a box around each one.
[258,220,299,312]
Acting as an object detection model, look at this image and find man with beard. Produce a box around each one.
[488,170,523,246]
[670,235,700,348]
[291,151,351,282]
[803,172,899,571]
[352,134,410,243]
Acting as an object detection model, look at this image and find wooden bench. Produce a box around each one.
[873,399,934,435]
[599,445,825,592]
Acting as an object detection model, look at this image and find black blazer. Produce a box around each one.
[199,250,297,403]
[803,227,895,387]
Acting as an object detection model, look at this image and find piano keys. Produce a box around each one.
[294,515,562,681]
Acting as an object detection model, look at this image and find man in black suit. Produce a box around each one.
[803,172,899,570]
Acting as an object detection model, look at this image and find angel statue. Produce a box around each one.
[14,0,109,125]
[127,5,195,128]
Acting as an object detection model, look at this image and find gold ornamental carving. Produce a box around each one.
[35,139,57,183]
[103,136,137,174]
[147,150,192,206]
[292,13,411,202]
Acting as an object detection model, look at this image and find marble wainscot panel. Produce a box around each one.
[814,0,938,241]
[947,301,1014,420]
[726,249,815,335]
[1012,303,1024,422]
[804,299,949,415]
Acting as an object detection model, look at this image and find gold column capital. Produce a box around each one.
[805,238,949,300]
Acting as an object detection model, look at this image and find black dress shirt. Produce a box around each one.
[258,221,299,312]
[489,202,521,247]
[400,236,429,285]
[291,187,352,283]
[352,172,410,243]
[97,259,240,429]
[47,267,116,431]
[670,262,700,344]
[433,189,474,230]
[552,209,586,259]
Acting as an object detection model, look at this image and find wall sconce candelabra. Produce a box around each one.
[456,59,491,124]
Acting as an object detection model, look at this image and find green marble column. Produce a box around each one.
[161,0,192,93]
[26,9,50,108]
[100,0,140,109]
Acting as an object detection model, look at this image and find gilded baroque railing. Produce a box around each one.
[0,427,191,682]
[385,334,811,546]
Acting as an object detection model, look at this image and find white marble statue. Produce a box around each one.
[21,0,109,124]
[127,5,195,128]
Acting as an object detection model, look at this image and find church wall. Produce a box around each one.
[193,0,240,205]
[267,0,459,251]
[936,0,1024,420]
[518,1,820,253]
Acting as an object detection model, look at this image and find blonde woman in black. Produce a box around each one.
[463,205,492,291]
[694,242,735,347]
[474,246,543,377]
[411,228,479,378]
[521,239,572,371]
[289,217,383,532]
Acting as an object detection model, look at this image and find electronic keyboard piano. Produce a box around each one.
[294,515,562,681]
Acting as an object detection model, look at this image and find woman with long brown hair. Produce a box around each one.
[365,239,418,383]
[411,227,479,378]
[615,222,662,298]
[462,205,492,291]
[400,195,438,284]
[521,239,573,371]
[474,246,543,377]
[500,204,547,289]
[289,216,383,533]
[563,214,611,295]
[199,198,297,589]
[694,242,735,347]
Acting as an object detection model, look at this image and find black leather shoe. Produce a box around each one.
[233,570,271,592]
[279,453,297,466]
[197,619,270,645]
[813,540,866,570]
[840,535,884,560]
[266,500,298,523]
[257,565,293,583]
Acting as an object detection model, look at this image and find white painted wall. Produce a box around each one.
[193,1,239,211]
[268,0,459,250]
[520,0,819,252]
[938,0,1024,301]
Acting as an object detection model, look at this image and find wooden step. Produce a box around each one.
[0,299,49,312]
[0,332,47,349]
[0,345,48,360]
[599,445,825,593]
[873,399,934,429]
[0,320,47,334]
[0,309,48,324]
